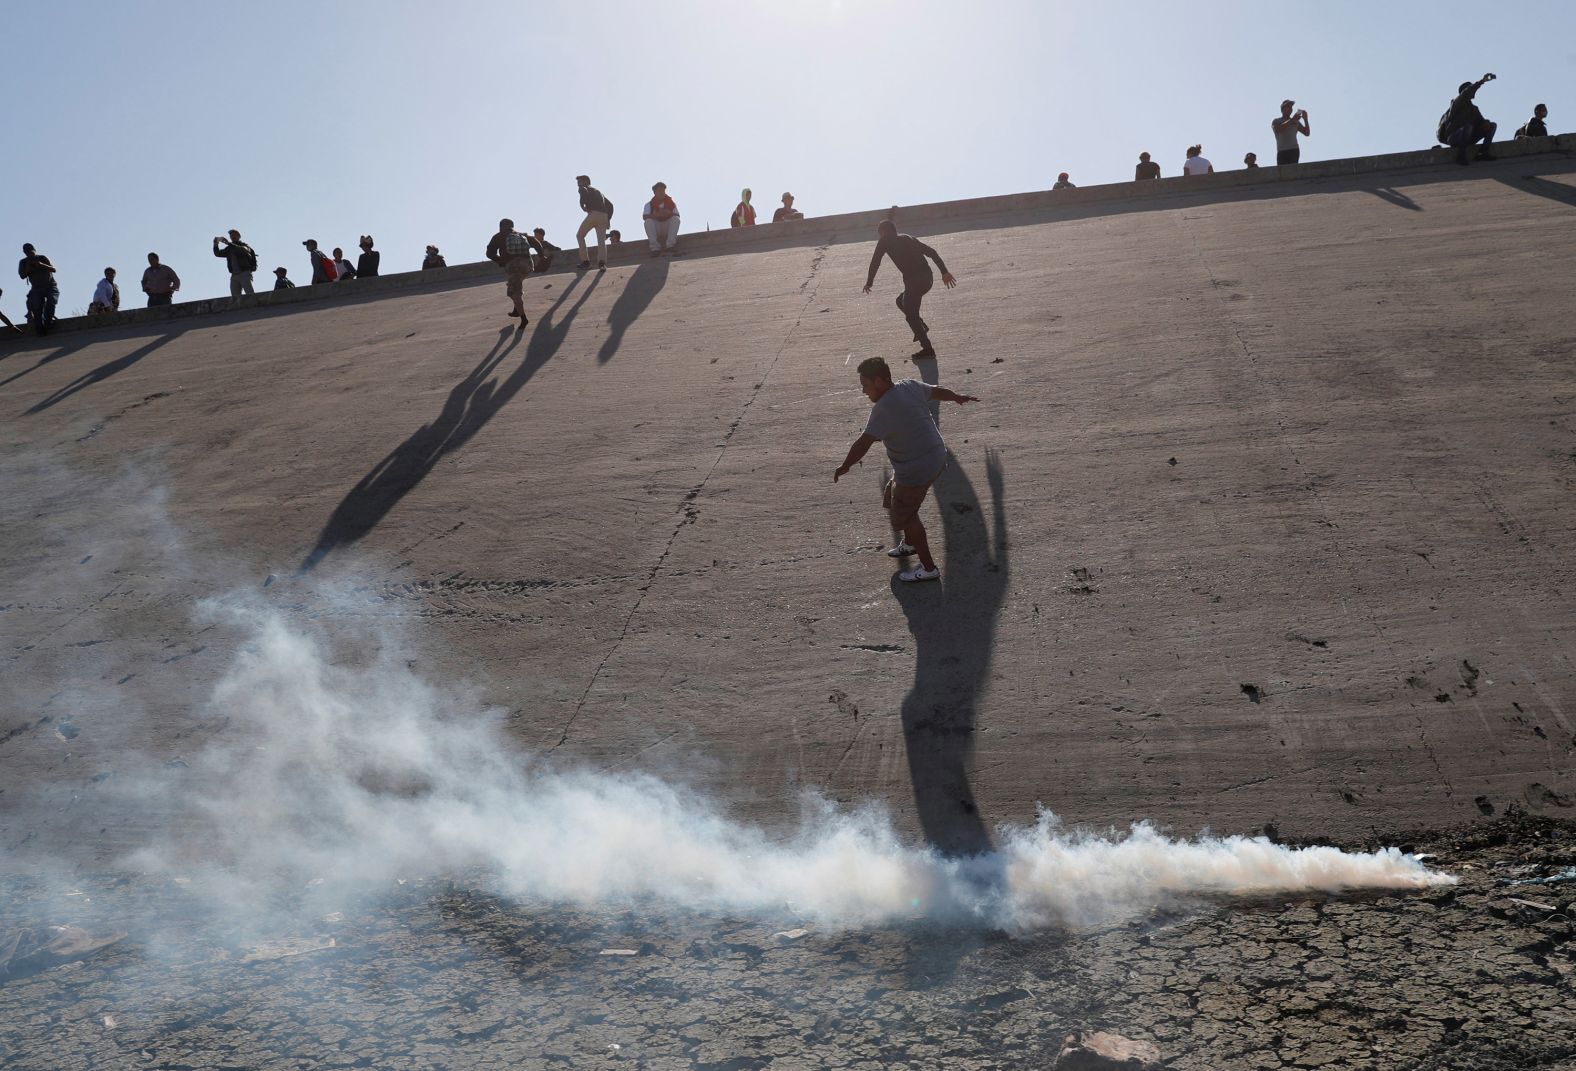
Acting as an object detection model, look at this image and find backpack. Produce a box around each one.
[317,251,337,281]
[1436,102,1459,144]
[238,244,258,273]
[504,230,533,258]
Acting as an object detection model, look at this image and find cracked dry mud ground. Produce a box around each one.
[2,815,1573,1071]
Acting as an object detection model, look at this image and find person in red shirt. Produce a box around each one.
[731,188,756,227]
[643,182,681,256]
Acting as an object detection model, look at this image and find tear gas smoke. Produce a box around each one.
[126,598,1451,932]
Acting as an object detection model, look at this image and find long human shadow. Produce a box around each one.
[300,275,601,571]
[1497,173,1576,209]
[891,445,1008,858]
[24,331,185,414]
[1368,187,1422,211]
[597,256,669,364]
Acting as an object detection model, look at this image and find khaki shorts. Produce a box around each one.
[883,478,934,529]
[505,258,531,298]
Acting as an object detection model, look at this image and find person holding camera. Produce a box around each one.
[213,229,258,298]
[1441,73,1497,165]
[1272,100,1310,165]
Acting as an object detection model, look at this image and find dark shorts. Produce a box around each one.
[148,293,173,307]
[1276,147,1300,165]
[884,476,935,529]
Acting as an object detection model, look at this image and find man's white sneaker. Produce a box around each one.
[886,542,916,558]
[898,565,940,583]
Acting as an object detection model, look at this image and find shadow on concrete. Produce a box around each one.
[301,274,600,572]
[23,331,186,414]
[1368,187,1423,211]
[891,447,1008,858]
[1497,174,1576,209]
[597,257,669,364]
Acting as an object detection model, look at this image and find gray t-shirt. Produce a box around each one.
[864,379,946,486]
[1273,117,1301,151]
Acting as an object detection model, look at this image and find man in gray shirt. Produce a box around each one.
[833,356,978,583]
[1272,99,1310,165]
[140,252,180,307]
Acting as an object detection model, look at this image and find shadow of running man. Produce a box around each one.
[23,332,184,413]
[300,275,601,572]
[891,446,1008,858]
[597,256,668,364]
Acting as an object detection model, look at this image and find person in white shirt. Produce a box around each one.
[89,268,120,315]
[332,247,357,282]
[642,181,681,256]
[1183,144,1214,176]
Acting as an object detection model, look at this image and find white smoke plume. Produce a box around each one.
[126,597,1452,933]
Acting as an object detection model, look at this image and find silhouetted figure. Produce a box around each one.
[608,229,622,249]
[643,181,680,256]
[833,356,978,583]
[332,247,357,282]
[89,268,120,315]
[141,252,180,307]
[1516,103,1549,139]
[422,245,446,270]
[863,220,956,360]
[1273,99,1310,164]
[357,235,380,278]
[485,217,533,326]
[772,191,803,222]
[272,267,295,290]
[1183,144,1213,176]
[1052,172,1075,190]
[1244,152,1260,169]
[731,188,756,227]
[213,229,257,298]
[1135,152,1160,180]
[304,238,336,283]
[530,228,560,272]
[1440,73,1497,165]
[575,175,613,271]
[18,244,59,335]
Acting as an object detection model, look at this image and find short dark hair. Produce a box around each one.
[500,218,513,229]
[877,220,897,237]
[576,174,590,184]
[856,356,892,383]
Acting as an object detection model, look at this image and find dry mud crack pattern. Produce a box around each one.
[0,815,1573,1071]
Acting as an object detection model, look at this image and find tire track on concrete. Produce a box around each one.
[553,240,835,749]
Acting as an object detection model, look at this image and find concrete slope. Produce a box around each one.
[2,158,1574,865]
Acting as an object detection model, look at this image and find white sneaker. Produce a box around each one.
[886,542,915,558]
[899,565,940,583]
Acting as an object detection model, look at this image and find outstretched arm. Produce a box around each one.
[929,386,978,405]
[863,240,887,292]
[920,240,957,288]
[834,433,878,481]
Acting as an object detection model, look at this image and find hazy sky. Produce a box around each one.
[4,0,1572,311]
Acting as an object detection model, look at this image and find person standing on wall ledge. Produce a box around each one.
[356,236,380,279]
[773,191,803,221]
[331,247,357,282]
[575,175,613,271]
[863,220,956,361]
[1134,152,1160,180]
[833,355,978,584]
[1272,99,1310,165]
[19,243,59,335]
[141,252,180,307]
[485,217,534,327]
[213,229,257,299]
[643,182,681,256]
[303,239,336,283]
[731,188,756,227]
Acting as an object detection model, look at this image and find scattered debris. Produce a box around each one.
[1167,457,1177,466]
[1054,1030,1163,1070]
[991,357,1004,363]
[0,925,127,983]
[102,1015,117,1029]
[263,573,276,587]
[1241,684,1262,704]
[599,948,639,956]
[1475,796,1496,816]
[773,928,809,941]
[1505,867,1576,887]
